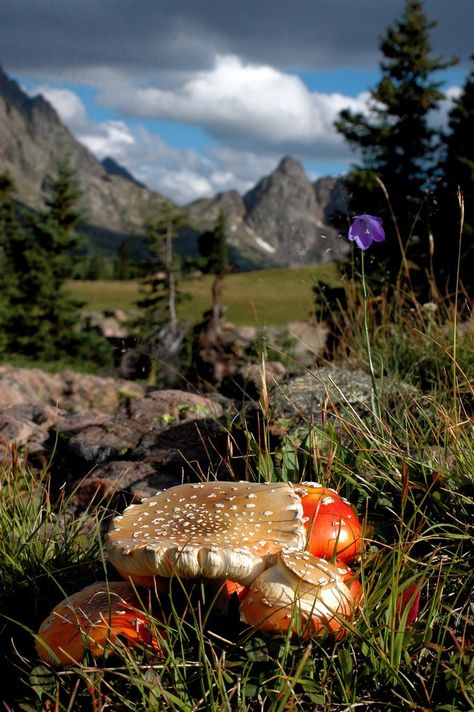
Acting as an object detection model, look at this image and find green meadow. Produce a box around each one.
[68,263,340,326]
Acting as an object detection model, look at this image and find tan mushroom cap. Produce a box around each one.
[239,549,358,638]
[106,481,306,585]
[36,581,165,666]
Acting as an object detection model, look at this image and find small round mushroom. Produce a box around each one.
[295,481,364,564]
[106,481,306,585]
[36,581,165,666]
[239,549,360,639]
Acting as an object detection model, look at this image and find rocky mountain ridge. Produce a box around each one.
[183,160,348,268]
[0,67,170,253]
[0,65,347,268]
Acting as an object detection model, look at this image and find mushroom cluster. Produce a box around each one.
[36,480,364,665]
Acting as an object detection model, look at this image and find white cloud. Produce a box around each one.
[31,64,462,206]
[34,85,141,172]
[79,120,135,159]
[35,85,89,132]
[102,55,369,158]
[35,78,333,203]
[431,85,462,128]
[34,84,261,202]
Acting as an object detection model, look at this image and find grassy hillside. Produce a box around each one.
[68,263,340,326]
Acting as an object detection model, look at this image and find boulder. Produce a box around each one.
[271,366,373,423]
[51,388,233,506]
[127,389,225,425]
[72,461,181,510]
[0,402,61,462]
[0,365,144,413]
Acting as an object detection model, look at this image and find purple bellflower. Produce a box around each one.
[348,214,385,250]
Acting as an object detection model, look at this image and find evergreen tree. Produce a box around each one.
[0,160,112,365]
[435,58,474,291]
[0,173,20,352]
[335,0,456,287]
[0,173,17,242]
[198,211,229,274]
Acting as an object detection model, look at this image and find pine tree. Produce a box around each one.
[0,160,112,365]
[435,58,474,291]
[198,211,229,274]
[0,173,20,353]
[335,0,456,287]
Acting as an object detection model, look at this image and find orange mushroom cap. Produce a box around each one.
[36,581,166,666]
[295,482,364,564]
[106,481,306,585]
[239,549,360,639]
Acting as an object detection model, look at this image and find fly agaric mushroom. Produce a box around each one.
[36,581,165,666]
[106,481,306,585]
[239,549,360,639]
[295,482,364,564]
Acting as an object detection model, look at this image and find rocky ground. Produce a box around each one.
[0,363,376,515]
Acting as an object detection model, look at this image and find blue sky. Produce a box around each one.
[2,0,472,203]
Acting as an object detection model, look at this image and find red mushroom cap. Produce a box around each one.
[36,581,165,666]
[295,482,364,564]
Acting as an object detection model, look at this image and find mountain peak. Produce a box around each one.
[275,155,306,177]
[243,155,314,215]
[241,157,347,265]
[0,65,169,254]
[0,65,30,110]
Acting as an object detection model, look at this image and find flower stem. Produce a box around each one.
[360,251,382,428]
[452,188,464,424]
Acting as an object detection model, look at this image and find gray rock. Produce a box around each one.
[60,418,144,467]
[0,365,144,413]
[127,389,225,425]
[73,461,180,509]
[0,402,61,460]
[272,366,373,421]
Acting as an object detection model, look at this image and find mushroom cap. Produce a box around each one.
[36,581,165,666]
[295,482,363,563]
[239,549,359,638]
[106,481,306,584]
